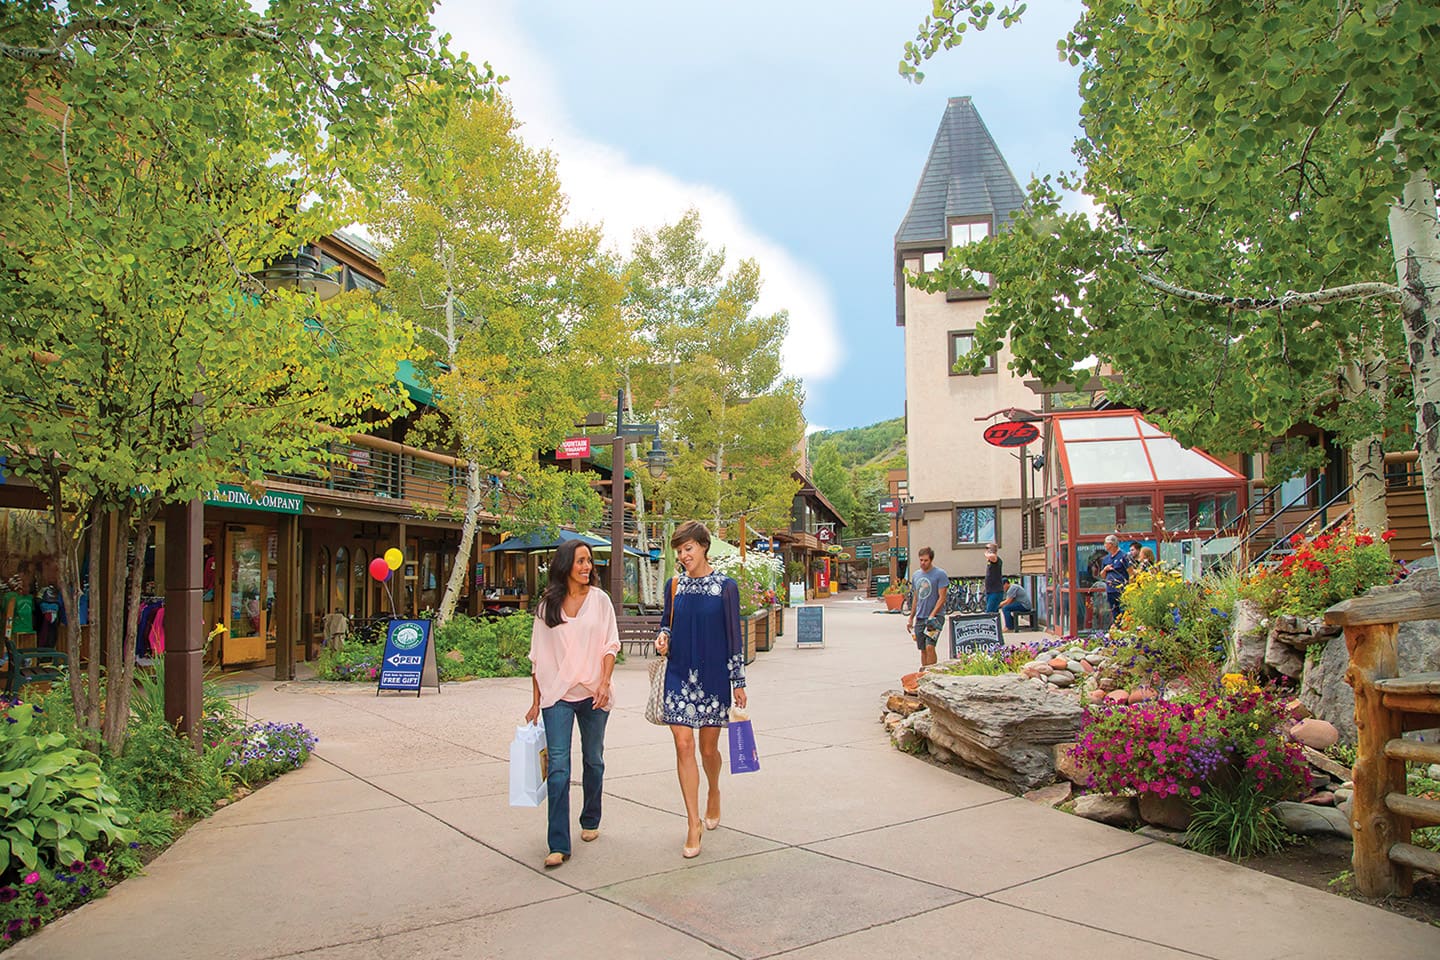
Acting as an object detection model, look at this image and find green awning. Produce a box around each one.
[396,359,436,407]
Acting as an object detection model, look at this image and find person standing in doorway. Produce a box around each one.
[525,539,619,870]
[906,547,949,667]
[982,542,1004,614]
[1100,534,1131,627]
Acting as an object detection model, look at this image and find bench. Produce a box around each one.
[1006,609,1039,632]
[617,614,662,658]
[3,636,69,695]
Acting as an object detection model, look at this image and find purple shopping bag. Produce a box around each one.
[727,716,760,774]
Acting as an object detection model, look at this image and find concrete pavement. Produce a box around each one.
[15,597,1440,959]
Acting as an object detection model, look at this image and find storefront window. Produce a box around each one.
[334,547,348,615]
[230,531,263,637]
[265,530,277,639]
[420,549,438,612]
[353,549,369,618]
[315,547,330,616]
[1077,495,1152,537]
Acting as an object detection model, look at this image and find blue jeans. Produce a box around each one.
[1003,604,1032,630]
[541,697,609,856]
[984,592,1003,613]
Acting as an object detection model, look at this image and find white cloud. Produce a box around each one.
[433,2,842,386]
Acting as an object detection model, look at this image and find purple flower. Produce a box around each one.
[78,885,91,896]
[0,887,17,903]
[34,892,49,907]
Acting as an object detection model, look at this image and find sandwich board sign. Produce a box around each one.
[377,619,441,697]
[949,612,1003,659]
[795,605,824,648]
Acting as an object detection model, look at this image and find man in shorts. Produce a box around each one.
[906,547,949,667]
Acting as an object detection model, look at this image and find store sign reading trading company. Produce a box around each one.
[204,483,303,515]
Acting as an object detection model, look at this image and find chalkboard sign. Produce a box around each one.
[949,612,1003,659]
[795,605,824,648]
[376,619,440,697]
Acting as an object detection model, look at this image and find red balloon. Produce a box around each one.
[368,557,390,582]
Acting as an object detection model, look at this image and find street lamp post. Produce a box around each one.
[605,390,667,614]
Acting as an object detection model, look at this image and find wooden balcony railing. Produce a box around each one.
[267,432,526,517]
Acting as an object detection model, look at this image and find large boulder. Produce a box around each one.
[915,673,1084,790]
[1264,631,1305,679]
[1226,599,1269,673]
[1298,570,1440,744]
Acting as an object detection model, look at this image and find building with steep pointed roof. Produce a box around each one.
[893,97,1043,604]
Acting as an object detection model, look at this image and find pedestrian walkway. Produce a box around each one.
[14,598,1440,959]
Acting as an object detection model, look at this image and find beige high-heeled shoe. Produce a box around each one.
[682,824,703,859]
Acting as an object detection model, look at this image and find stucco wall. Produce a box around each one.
[901,265,1037,577]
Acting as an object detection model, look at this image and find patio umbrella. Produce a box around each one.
[484,530,608,553]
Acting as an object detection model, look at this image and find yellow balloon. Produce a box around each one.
[384,547,404,571]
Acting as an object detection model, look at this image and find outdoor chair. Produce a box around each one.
[3,635,69,695]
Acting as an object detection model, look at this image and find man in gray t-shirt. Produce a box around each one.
[906,546,949,667]
[999,577,1033,632]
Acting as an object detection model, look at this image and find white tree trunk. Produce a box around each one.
[435,459,482,628]
[1387,169,1440,568]
[1340,350,1389,534]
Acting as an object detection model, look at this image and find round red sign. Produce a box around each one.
[983,421,1040,448]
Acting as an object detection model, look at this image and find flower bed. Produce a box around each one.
[1068,683,1312,856]
[1,677,317,951]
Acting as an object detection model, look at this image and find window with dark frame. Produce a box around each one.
[949,330,997,375]
[954,504,998,547]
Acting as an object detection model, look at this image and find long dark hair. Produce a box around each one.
[541,539,592,628]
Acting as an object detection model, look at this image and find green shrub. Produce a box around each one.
[129,809,178,848]
[0,700,133,878]
[433,613,532,680]
[107,716,227,819]
[1185,782,1291,859]
[313,643,384,681]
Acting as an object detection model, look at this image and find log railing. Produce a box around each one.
[1325,582,1440,897]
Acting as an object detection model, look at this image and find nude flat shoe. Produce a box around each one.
[544,851,569,868]
[580,828,600,842]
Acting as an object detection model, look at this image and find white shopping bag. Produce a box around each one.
[509,720,548,807]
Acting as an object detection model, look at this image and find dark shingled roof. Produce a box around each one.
[894,97,1027,248]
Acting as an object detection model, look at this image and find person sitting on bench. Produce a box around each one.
[998,577,1032,632]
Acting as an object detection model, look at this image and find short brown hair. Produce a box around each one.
[671,520,712,554]
[918,546,934,560]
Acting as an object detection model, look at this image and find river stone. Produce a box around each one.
[1139,794,1194,830]
[1298,569,1440,744]
[1048,670,1075,688]
[1274,801,1352,838]
[915,673,1084,790]
[1066,659,1083,673]
[1290,718,1340,749]
[1054,742,1087,784]
[1074,793,1139,827]
[1024,781,1072,808]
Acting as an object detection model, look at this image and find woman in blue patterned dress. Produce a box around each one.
[654,520,747,859]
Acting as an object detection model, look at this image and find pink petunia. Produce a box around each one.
[21,873,39,886]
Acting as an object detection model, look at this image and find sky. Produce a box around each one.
[431,1,1086,432]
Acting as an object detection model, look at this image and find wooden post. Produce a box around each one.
[739,514,747,560]
[1341,620,1410,897]
[163,500,204,750]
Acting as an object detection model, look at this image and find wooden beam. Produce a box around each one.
[1389,842,1440,878]
[1383,738,1440,765]
[1326,584,1440,626]
[1375,672,1440,695]
[1385,792,1440,828]
[1380,693,1440,715]
[1344,621,1413,897]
